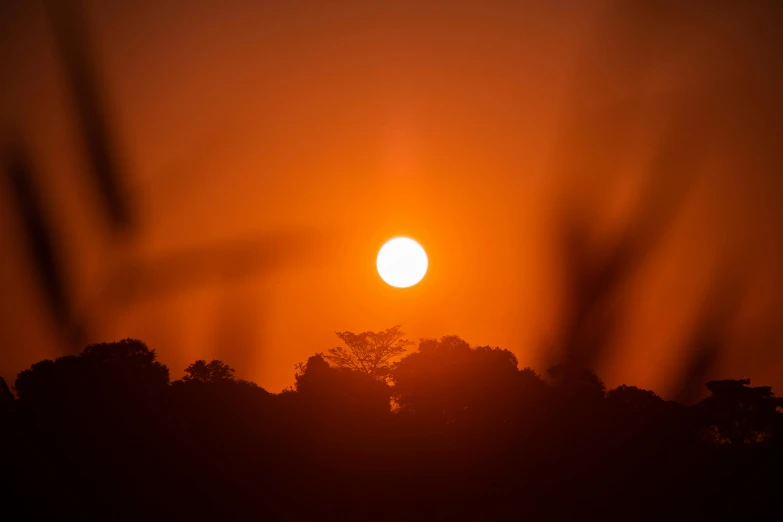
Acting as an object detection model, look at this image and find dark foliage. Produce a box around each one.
[1,336,782,522]
[324,325,412,380]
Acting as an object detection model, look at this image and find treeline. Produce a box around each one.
[1,328,782,522]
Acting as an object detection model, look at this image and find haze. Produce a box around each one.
[1,0,782,396]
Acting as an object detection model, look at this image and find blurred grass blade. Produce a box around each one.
[43,0,131,232]
[2,142,81,348]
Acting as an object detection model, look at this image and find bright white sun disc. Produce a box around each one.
[376,237,428,288]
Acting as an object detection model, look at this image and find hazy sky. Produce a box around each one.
[2,0,782,395]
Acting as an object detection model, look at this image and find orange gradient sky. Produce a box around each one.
[1,1,782,395]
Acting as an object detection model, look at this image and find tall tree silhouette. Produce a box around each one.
[324,325,412,380]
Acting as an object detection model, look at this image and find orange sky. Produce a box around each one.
[2,0,782,396]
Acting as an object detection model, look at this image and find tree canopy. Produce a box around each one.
[182,359,237,384]
[324,325,412,380]
[2,330,783,522]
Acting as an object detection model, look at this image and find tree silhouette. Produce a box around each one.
[15,338,169,406]
[3,331,783,522]
[547,363,606,401]
[393,335,535,426]
[604,384,677,439]
[182,359,236,384]
[324,325,412,380]
[698,378,783,444]
[294,353,391,420]
[605,385,664,411]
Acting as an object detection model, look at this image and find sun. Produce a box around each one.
[377,237,428,288]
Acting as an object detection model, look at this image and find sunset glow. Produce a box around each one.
[2,2,783,519]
